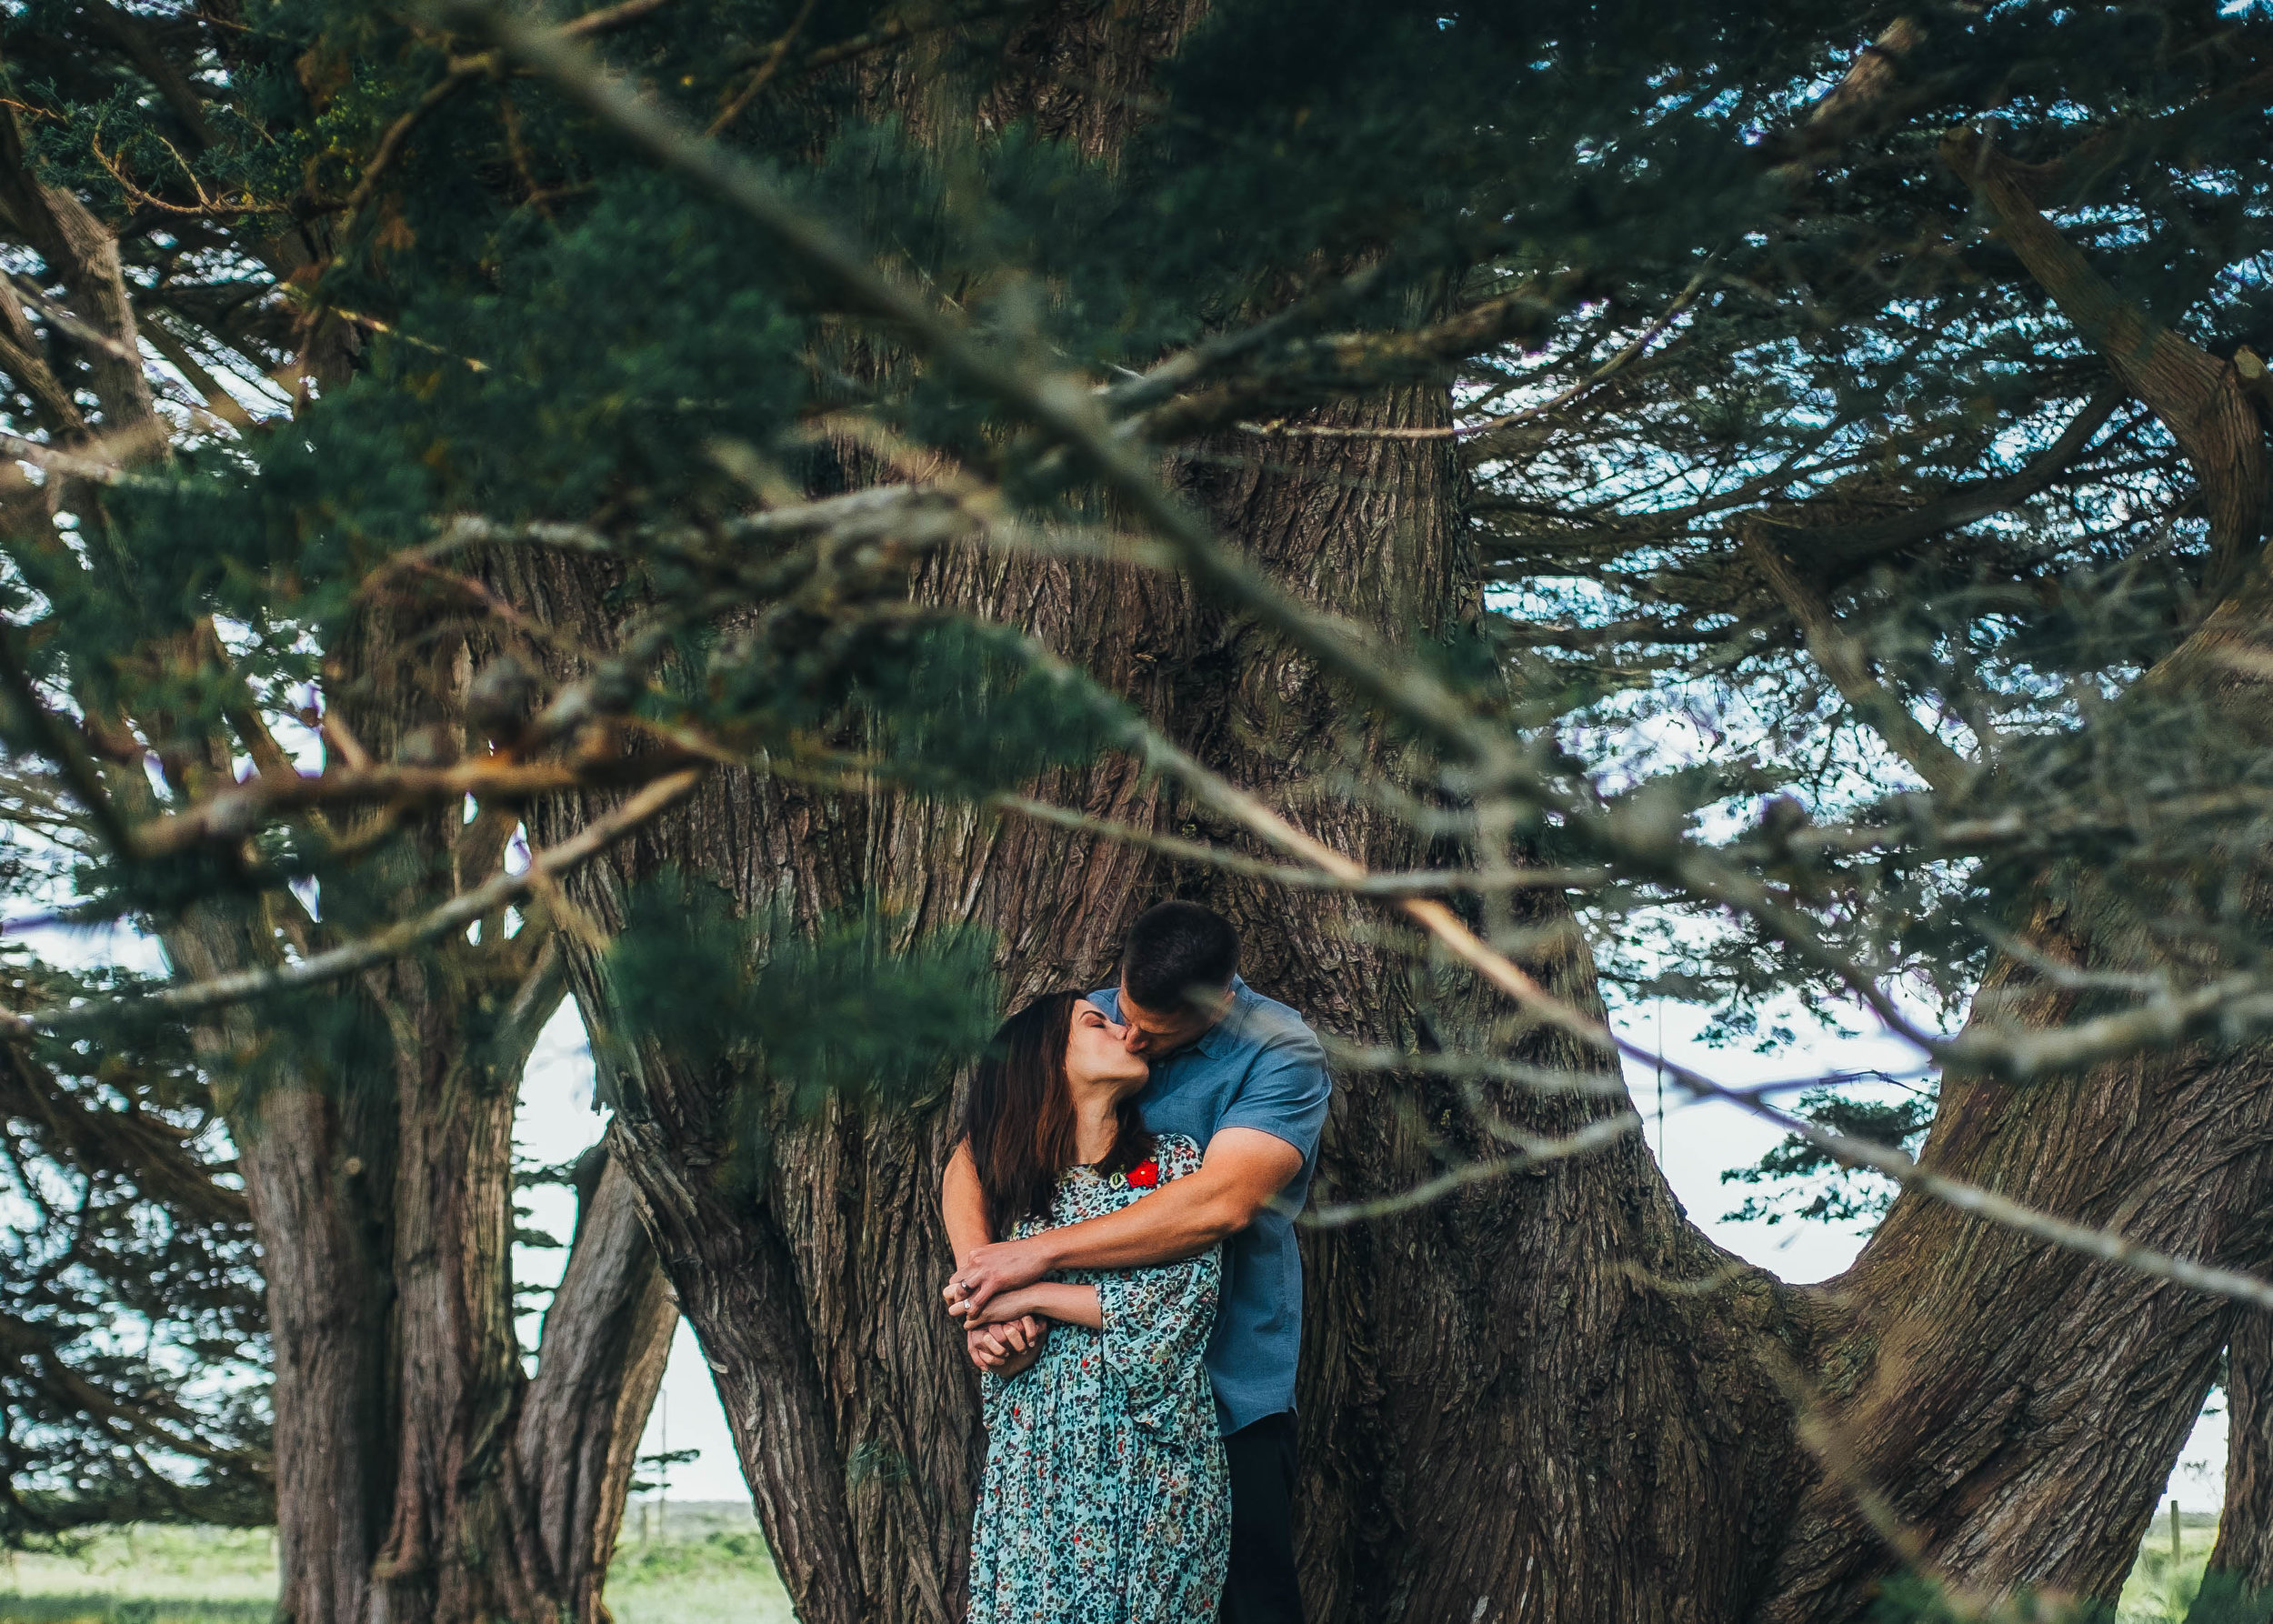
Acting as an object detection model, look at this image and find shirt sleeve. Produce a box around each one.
[1214,1027,1332,1167]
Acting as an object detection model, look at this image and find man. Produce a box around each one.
[941,900,1329,1624]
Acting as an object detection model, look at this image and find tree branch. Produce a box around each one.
[1944,127,2267,595]
[459,0,2273,1320]
[1746,526,1975,796]
[1129,721,2273,1313]
[1,767,704,1035]
[1755,383,2129,577]
[127,749,700,858]
[0,97,159,441]
[77,1,221,149]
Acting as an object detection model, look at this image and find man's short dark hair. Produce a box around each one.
[1121,901,1239,1010]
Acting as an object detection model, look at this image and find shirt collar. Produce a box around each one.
[1192,975,1252,1059]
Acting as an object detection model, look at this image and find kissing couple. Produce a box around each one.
[940,900,1328,1623]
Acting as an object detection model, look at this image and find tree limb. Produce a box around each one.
[1746,526,1975,796]
[76,1,221,150]
[0,767,704,1035]
[1129,720,2273,1314]
[1944,127,2266,596]
[0,94,159,442]
[127,750,700,858]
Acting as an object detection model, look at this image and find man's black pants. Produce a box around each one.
[1222,1411,1304,1624]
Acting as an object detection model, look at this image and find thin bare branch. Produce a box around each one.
[128,749,700,858]
[1301,1113,1642,1228]
[0,767,704,1036]
[993,793,1611,895]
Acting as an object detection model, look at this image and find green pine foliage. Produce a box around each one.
[0,957,268,1547]
[607,872,998,1130]
[1721,1083,1937,1228]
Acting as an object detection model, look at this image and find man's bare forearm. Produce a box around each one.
[1027,1175,1238,1273]
[946,1129,1297,1316]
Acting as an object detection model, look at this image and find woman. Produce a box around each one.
[951,990,1228,1622]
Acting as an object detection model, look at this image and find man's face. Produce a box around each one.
[1114,979,1231,1059]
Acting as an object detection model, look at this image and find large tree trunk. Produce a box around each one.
[511,486,1192,1624]
[516,1151,677,1624]
[365,941,536,1624]
[1172,408,1808,1624]
[474,8,1742,1622]
[1759,1000,2273,1621]
[229,1059,397,1624]
[318,617,676,1624]
[2202,1316,2273,1602]
[213,925,671,1624]
[1750,642,2273,1624]
[226,997,673,1624]
[155,612,674,1624]
[494,7,1811,1618]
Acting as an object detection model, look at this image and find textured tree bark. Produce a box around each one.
[516,1153,677,1624]
[228,1023,673,1624]
[230,1077,397,1624]
[1757,1004,2273,1622]
[2202,1317,2273,1600]
[365,946,533,1624]
[1171,412,1812,1624]
[1748,601,2273,1622]
[362,1016,675,1624]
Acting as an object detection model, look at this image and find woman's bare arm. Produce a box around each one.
[942,1139,1051,1373]
[966,1281,1102,1330]
[942,1139,993,1265]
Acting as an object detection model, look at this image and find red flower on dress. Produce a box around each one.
[1126,1158,1160,1188]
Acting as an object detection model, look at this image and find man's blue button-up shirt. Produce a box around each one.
[1089,976,1330,1436]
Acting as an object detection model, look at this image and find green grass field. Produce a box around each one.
[2116,1511,2223,1624]
[0,1504,2228,1623]
[0,1504,793,1624]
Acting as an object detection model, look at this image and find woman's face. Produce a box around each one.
[1064,1000,1149,1091]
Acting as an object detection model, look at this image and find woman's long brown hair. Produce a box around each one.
[963,991,1156,1239]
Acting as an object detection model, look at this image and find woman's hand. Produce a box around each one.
[966,1314,1049,1377]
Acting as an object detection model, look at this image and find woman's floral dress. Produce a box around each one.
[967,1132,1229,1622]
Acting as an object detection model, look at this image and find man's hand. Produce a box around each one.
[965,1315,1048,1377]
[944,1234,1054,1318]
